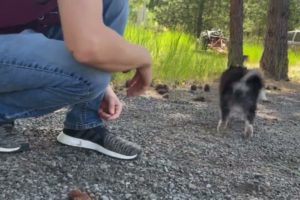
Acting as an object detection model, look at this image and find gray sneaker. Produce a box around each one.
[0,122,30,153]
[57,126,141,160]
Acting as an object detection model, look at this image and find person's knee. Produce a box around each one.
[82,71,112,101]
[105,0,129,13]
[103,0,129,34]
[113,0,129,12]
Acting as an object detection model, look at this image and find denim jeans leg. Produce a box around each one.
[0,32,111,123]
[103,0,129,35]
[63,0,130,130]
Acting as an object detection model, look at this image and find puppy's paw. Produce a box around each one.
[217,120,228,135]
[244,122,254,139]
[259,90,271,103]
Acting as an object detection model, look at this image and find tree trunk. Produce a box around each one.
[260,0,289,80]
[228,0,244,67]
[195,0,206,37]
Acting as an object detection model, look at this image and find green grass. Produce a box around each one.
[114,24,227,84]
[244,42,300,81]
[113,25,300,84]
[244,43,300,66]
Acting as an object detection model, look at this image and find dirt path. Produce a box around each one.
[0,81,300,200]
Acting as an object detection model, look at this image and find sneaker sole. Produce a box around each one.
[0,143,30,153]
[57,132,138,160]
[0,147,21,152]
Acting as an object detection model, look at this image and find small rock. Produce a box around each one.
[149,193,157,200]
[164,166,169,172]
[101,195,110,200]
[125,193,132,199]
[100,164,109,170]
[169,183,175,190]
[254,173,264,180]
[138,177,145,182]
[206,184,212,188]
[204,84,210,92]
[128,163,134,167]
[67,173,73,179]
[189,183,197,190]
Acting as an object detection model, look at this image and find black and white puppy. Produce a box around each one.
[217,65,267,138]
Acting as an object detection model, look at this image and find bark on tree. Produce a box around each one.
[260,0,289,80]
[195,0,206,37]
[228,0,244,67]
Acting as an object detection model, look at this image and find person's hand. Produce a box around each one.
[99,86,123,121]
[126,64,152,97]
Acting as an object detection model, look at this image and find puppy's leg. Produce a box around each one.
[244,106,256,138]
[217,103,230,134]
[244,120,254,138]
[259,89,268,102]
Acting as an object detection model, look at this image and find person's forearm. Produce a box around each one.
[72,27,152,72]
[58,0,152,73]
[105,85,114,97]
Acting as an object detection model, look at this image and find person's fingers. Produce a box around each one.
[99,109,112,120]
[108,99,115,115]
[127,86,138,97]
[127,84,146,97]
[127,83,140,96]
[108,102,123,120]
[102,103,122,120]
[99,101,113,120]
[137,65,152,87]
[126,72,140,88]
[126,66,151,97]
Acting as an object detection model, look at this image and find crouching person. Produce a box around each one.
[0,0,152,160]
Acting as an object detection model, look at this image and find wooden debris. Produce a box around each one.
[155,84,169,95]
[68,190,92,200]
[204,84,210,92]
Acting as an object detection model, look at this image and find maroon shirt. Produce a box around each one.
[0,0,59,33]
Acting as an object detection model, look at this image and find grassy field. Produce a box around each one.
[113,25,300,84]
[244,43,300,81]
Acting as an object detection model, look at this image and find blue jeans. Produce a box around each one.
[0,0,129,130]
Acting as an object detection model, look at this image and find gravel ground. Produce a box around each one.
[1,82,300,200]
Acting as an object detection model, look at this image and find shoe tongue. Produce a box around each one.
[91,125,109,134]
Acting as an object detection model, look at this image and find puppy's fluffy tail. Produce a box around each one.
[233,70,265,101]
[242,70,264,91]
